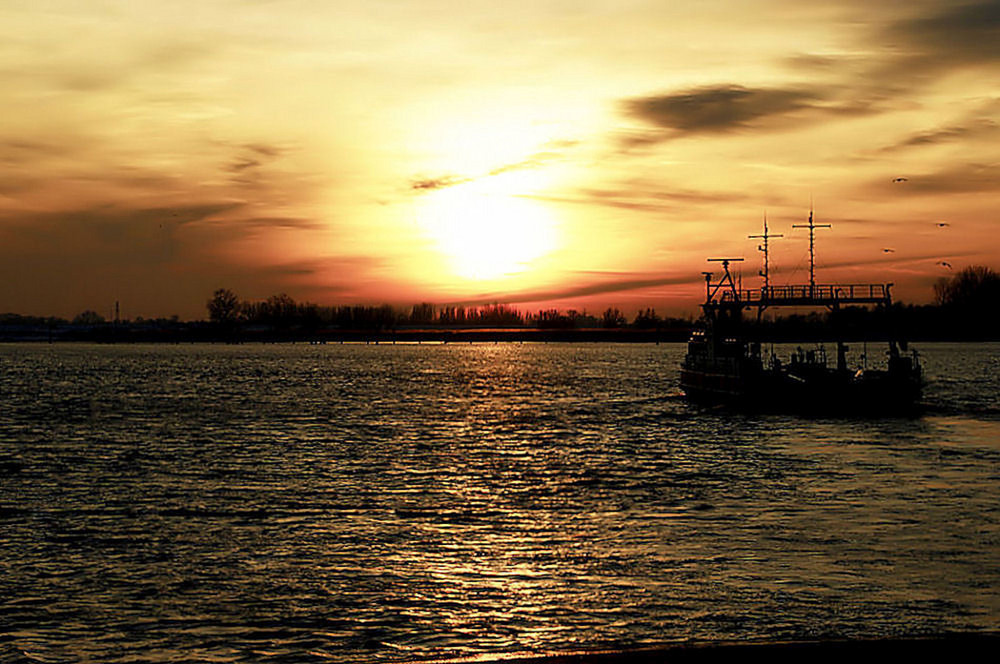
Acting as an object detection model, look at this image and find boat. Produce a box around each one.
[680,213,922,414]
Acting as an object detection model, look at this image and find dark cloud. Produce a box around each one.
[884,1,1000,66]
[873,163,999,194]
[785,53,861,71]
[0,201,345,318]
[833,1,1000,90]
[245,143,287,158]
[411,174,472,191]
[1,202,237,229]
[240,216,322,230]
[228,158,262,172]
[523,184,749,213]
[0,203,324,275]
[410,140,578,192]
[880,118,1000,151]
[618,5,1000,149]
[779,3,1000,127]
[222,141,292,185]
[0,138,71,159]
[0,203,241,261]
[624,85,823,135]
[487,141,579,177]
[796,250,980,273]
[463,272,704,306]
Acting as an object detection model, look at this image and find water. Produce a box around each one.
[1,342,998,662]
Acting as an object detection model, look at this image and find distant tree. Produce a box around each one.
[72,310,105,325]
[633,307,660,329]
[299,302,322,331]
[472,303,524,326]
[932,265,1000,336]
[264,293,297,329]
[934,266,1000,308]
[410,302,436,325]
[438,305,468,326]
[569,310,599,328]
[207,288,241,324]
[601,307,626,328]
[533,309,575,329]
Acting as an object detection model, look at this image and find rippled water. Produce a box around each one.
[1,342,999,662]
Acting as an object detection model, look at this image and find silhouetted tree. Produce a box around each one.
[410,302,436,325]
[264,293,297,330]
[533,309,575,329]
[934,266,1000,308]
[299,302,322,332]
[568,310,599,328]
[207,288,241,324]
[601,307,626,328]
[932,265,1000,337]
[633,308,660,328]
[72,310,105,325]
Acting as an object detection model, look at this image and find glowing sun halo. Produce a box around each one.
[418,180,558,281]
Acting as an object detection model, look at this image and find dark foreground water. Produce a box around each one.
[1,342,998,662]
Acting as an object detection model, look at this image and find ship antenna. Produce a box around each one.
[706,257,745,301]
[748,212,782,291]
[792,207,831,296]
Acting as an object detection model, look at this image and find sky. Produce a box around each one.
[2,0,998,320]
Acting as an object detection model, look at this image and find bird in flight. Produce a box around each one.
[892,177,908,183]
[937,222,950,227]
[883,248,895,253]
[938,261,953,269]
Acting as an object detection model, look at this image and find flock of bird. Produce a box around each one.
[888,176,955,269]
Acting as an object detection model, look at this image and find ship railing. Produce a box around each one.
[718,283,891,306]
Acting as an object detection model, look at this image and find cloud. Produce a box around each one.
[245,143,286,158]
[522,183,749,214]
[623,85,824,136]
[487,141,578,176]
[798,250,980,273]
[0,203,240,259]
[830,1,1000,91]
[883,1,1000,67]
[779,3,1000,121]
[461,271,704,307]
[880,118,1000,152]
[410,139,578,192]
[0,200,349,317]
[0,138,73,161]
[228,158,262,172]
[1,202,237,228]
[873,163,999,194]
[410,174,472,191]
[220,140,296,188]
[239,216,322,230]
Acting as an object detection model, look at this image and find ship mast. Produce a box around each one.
[792,209,831,295]
[748,214,782,290]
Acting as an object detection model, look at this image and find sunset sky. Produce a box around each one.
[2,0,998,319]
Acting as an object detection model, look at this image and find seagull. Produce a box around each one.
[937,222,950,227]
[938,261,953,269]
[882,248,895,253]
[892,177,908,183]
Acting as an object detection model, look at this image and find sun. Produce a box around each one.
[417,175,559,281]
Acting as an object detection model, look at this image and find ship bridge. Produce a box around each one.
[718,283,892,310]
[703,212,894,313]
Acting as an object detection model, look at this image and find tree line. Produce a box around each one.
[206,289,690,331]
[2,265,997,341]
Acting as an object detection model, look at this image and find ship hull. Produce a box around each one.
[680,365,922,415]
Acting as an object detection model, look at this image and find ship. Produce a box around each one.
[680,212,922,414]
